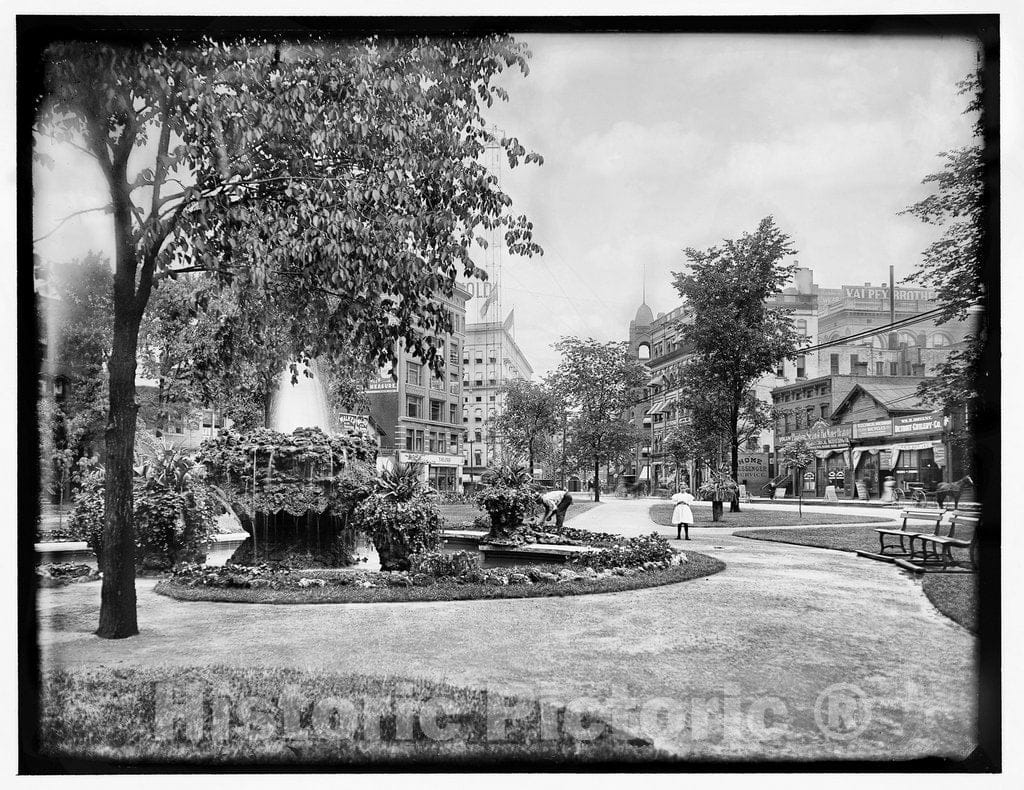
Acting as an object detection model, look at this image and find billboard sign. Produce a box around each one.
[853,418,893,439]
[893,412,944,436]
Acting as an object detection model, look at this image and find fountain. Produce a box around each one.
[268,359,335,433]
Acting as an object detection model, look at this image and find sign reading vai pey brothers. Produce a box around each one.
[842,285,938,302]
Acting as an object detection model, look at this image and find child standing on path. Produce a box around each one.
[670,486,695,540]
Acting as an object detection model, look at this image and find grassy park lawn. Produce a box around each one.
[438,499,602,527]
[731,525,884,552]
[735,526,978,633]
[649,504,891,529]
[38,666,666,766]
[922,574,978,633]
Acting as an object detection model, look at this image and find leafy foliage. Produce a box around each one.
[551,338,647,500]
[353,495,443,572]
[475,464,539,543]
[697,467,740,502]
[489,379,560,473]
[901,71,987,465]
[196,425,378,516]
[68,454,219,571]
[901,71,984,324]
[779,438,815,472]
[569,533,674,571]
[373,461,430,503]
[673,217,800,489]
[35,34,543,636]
[408,550,479,579]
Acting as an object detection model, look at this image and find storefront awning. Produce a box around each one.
[638,466,650,481]
[646,400,668,416]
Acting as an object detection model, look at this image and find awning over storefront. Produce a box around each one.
[814,449,846,459]
[638,466,650,481]
[646,400,668,416]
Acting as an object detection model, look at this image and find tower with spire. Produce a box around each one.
[628,268,654,360]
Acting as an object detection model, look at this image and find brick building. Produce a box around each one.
[362,285,470,491]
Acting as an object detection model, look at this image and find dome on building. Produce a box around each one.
[633,301,654,326]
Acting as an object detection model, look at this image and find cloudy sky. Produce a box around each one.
[32,31,981,378]
[481,33,980,375]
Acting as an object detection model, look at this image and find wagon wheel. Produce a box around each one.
[911,488,927,506]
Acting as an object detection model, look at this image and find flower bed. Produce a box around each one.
[155,533,721,604]
[155,552,725,604]
[36,563,100,588]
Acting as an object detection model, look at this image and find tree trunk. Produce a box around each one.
[712,500,723,521]
[593,457,601,502]
[729,436,741,512]
[97,312,141,639]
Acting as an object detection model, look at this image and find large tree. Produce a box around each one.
[35,35,542,638]
[489,378,560,475]
[673,217,801,510]
[900,71,987,467]
[551,337,646,502]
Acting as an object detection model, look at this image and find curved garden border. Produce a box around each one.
[154,551,725,604]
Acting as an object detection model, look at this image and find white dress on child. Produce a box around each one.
[670,491,695,524]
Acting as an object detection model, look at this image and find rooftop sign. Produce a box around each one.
[841,286,938,302]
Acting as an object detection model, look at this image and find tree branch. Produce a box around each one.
[33,205,112,243]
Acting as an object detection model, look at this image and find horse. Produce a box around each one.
[935,475,974,510]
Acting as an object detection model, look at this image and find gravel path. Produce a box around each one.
[37,498,977,761]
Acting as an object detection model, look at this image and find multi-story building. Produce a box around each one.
[814,282,974,378]
[625,266,973,497]
[362,285,470,492]
[460,310,534,489]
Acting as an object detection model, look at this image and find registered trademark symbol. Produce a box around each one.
[814,683,872,741]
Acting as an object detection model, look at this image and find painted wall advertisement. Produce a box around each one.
[853,418,892,439]
[793,423,852,449]
[736,453,770,489]
[893,411,944,436]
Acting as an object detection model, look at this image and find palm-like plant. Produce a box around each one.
[374,461,428,502]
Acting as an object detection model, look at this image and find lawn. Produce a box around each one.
[922,574,978,633]
[731,525,884,552]
[735,526,979,633]
[36,666,669,766]
[438,499,602,527]
[154,552,725,604]
[649,504,891,529]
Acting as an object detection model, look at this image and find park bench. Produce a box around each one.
[875,509,945,558]
[911,512,981,570]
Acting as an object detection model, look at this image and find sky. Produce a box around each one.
[32,32,981,379]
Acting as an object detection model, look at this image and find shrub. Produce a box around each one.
[409,550,479,579]
[67,451,219,571]
[475,464,539,544]
[354,495,443,571]
[570,532,674,571]
[472,513,492,531]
